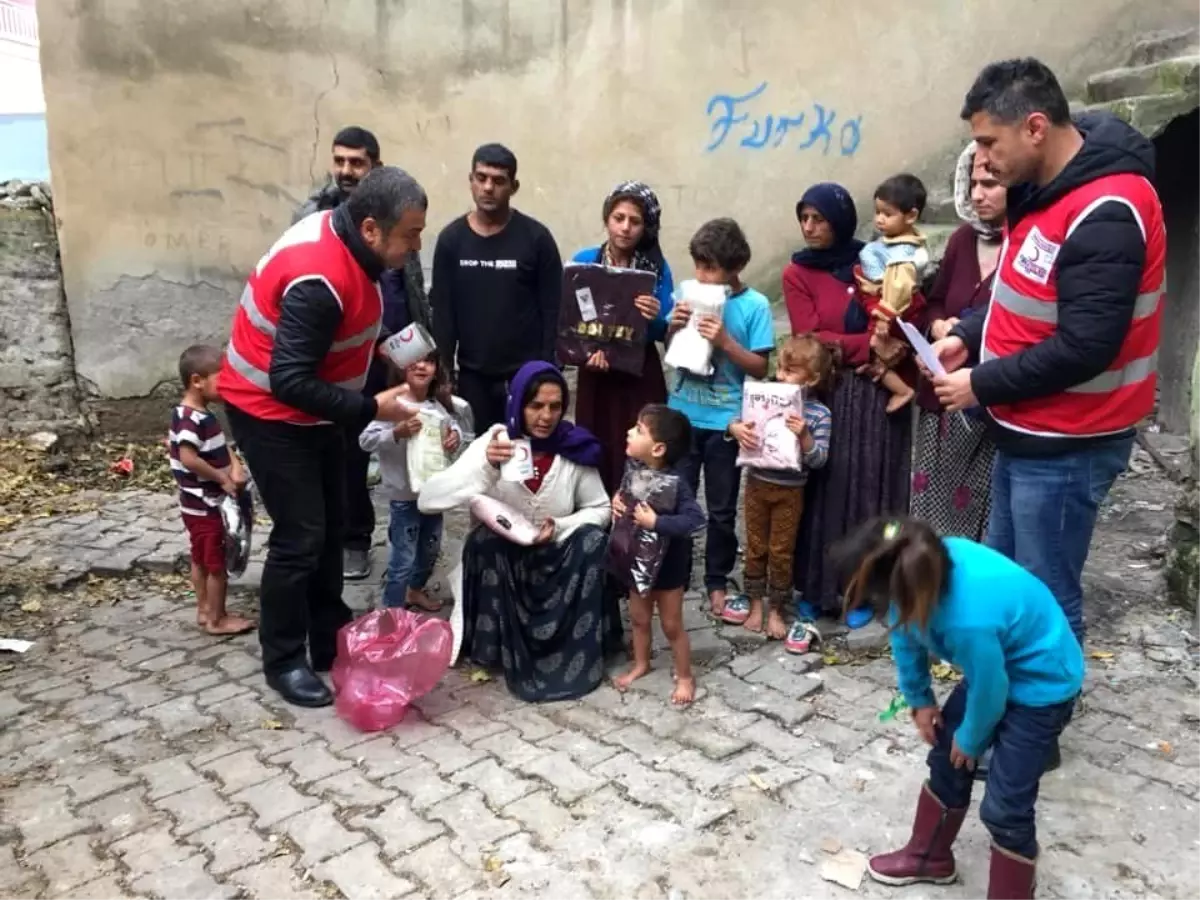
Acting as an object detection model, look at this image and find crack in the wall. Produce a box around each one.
[307,3,343,185]
[91,271,238,297]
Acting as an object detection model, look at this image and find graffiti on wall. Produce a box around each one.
[705,82,862,156]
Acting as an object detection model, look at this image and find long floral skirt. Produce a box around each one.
[909,409,995,541]
[792,371,912,613]
[460,523,621,701]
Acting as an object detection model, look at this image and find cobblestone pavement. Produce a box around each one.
[0,450,1197,899]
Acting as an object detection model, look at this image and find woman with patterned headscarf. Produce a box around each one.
[909,142,1006,541]
[571,181,677,493]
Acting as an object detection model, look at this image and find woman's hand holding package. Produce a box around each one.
[485,432,515,468]
[585,350,610,371]
[533,518,556,545]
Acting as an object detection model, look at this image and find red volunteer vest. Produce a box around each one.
[220,212,382,424]
[980,172,1165,438]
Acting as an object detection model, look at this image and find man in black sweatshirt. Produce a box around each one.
[430,143,563,429]
[933,59,1164,649]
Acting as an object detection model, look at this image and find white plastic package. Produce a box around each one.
[406,408,449,493]
[663,280,729,376]
[735,382,804,471]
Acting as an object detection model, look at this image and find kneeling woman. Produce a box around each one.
[834,518,1082,900]
[419,361,619,702]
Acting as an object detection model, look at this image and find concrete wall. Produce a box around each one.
[38,0,1197,412]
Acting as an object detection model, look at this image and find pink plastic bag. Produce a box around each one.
[331,608,453,732]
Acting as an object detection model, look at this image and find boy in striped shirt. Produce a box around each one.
[169,345,255,636]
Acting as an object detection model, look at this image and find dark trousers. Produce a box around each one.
[226,405,353,675]
[342,422,375,554]
[679,426,740,592]
[457,368,510,433]
[927,682,1074,858]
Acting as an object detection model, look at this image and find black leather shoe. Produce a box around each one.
[266,666,333,707]
[311,657,334,674]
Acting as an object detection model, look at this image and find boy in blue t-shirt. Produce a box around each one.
[667,218,776,617]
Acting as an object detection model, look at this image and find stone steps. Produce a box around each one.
[1085,55,1199,104]
[1082,89,1199,138]
[1127,27,1200,67]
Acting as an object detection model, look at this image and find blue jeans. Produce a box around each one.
[679,426,740,592]
[986,435,1133,642]
[383,501,443,608]
[928,682,1074,858]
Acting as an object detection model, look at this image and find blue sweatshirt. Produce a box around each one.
[571,247,675,342]
[889,537,1084,758]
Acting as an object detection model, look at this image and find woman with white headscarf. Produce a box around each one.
[909,143,1006,539]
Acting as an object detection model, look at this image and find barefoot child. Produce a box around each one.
[168,345,256,636]
[833,517,1082,900]
[724,334,833,645]
[359,352,470,611]
[612,405,705,705]
[851,174,930,413]
[667,218,775,619]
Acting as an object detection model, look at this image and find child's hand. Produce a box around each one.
[633,294,660,321]
[872,318,890,338]
[669,302,692,332]
[217,472,238,497]
[633,502,657,530]
[729,420,759,452]
[929,317,959,341]
[785,413,808,438]
[231,461,249,488]
[392,415,423,440]
[586,350,610,371]
[612,493,627,518]
[855,360,887,382]
[442,427,461,454]
[695,314,728,350]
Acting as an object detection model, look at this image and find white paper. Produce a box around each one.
[0,638,33,653]
[899,321,945,376]
[575,287,598,323]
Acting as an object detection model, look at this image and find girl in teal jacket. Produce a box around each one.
[834,517,1083,900]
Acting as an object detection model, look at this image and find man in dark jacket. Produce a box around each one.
[295,126,432,580]
[927,59,1165,828]
[223,168,429,707]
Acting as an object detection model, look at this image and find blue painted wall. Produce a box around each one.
[0,112,49,181]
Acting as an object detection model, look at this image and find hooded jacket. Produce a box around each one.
[952,112,1161,456]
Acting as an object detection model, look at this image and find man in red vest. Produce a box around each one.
[221,167,428,707]
[899,59,1164,898]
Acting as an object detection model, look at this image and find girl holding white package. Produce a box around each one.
[359,352,472,611]
[725,335,834,646]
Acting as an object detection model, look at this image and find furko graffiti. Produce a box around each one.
[704,82,863,156]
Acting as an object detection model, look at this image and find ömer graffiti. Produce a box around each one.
[705,82,863,156]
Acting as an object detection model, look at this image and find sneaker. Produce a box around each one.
[846,606,874,630]
[343,548,371,581]
[785,620,819,654]
[720,594,751,625]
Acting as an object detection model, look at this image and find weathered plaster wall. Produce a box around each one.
[0,186,83,433]
[38,0,1197,404]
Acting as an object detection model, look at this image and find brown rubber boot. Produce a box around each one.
[987,843,1037,899]
[867,782,968,886]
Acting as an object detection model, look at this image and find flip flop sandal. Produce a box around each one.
[720,594,752,625]
[785,620,821,655]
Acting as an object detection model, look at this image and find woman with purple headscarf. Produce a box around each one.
[419,361,619,701]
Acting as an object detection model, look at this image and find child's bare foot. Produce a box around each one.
[613,663,650,692]
[202,615,256,636]
[886,388,915,414]
[743,598,764,633]
[671,675,696,706]
[405,587,442,612]
[766,608,788,640]
[709,589,727,617]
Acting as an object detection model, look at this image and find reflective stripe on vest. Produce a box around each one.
[241,282,376,354]
[991,278,1164,325]
[227,335,368,393]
